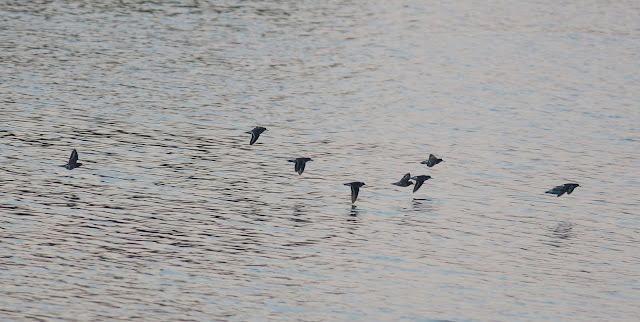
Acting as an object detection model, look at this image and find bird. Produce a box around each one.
[344,182,366,203]
[246,126,267,145]
[546,183,580,197]
[392,173,414,187]
[288,158,312,175]
[411,175,432,193]
[421,154,444,167]
[60,149,82,170]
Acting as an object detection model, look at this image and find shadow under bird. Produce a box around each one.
[411,175,432,193]
[546,183,580,197]
[61,149,82,170]
[246,126,267,145]
[288,158,312,175]
[421,154,444,167]
[392,173,414,187]
[344,182,366,203]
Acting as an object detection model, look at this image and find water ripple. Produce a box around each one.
[2,0,639,320]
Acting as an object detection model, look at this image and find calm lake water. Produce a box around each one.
[1,0,639,320]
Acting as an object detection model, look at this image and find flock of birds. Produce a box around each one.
[60,126,580,204]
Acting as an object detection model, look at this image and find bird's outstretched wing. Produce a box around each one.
[69,149,79,164]
[413,179,424,193]
[351,186,360,203]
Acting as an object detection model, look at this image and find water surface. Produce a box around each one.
[1,0,639,320]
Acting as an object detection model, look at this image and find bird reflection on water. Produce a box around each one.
[290,204,312,224]
[551,221,575,240]
[349,205,359,217]
[543,221,576,248]
[411,198,435,214]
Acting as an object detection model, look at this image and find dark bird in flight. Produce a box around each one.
[246,126,267,145]
[344,182,366,203]
[392,173,414,187]
[288,157,312,175]
[546,183,580,197]
[421,154,444,167]
[61,149,82,170]
[411,175,432,193]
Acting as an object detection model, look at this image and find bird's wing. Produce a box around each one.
[293,160,300,173]
[546,186,561,194]
[413,179,424,193]
[401,173,411,183]
[351,186,360,203]
[298,162,306,175]
[249,132,258,145]
[69,149,78,163]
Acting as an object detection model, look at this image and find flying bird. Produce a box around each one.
[421,154,444,167]
[246,126,267,145]
[288,158,312,175]
[392,173,414,187]
[411,175,432,193]
[344,182,366,203]
[61,149,82,170]
[546,183,580,197]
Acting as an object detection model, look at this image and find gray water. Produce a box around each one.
[1,1,639,320]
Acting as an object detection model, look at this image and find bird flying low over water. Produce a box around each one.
[392,173,413,187]
[288,157,312,175]
[546,183,580,197]
[411,175,432,193]
[246,126,267,145]
[61,149,82,170]
[344,182,366,203]
[421,154,444,167]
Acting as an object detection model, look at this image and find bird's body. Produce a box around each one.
[421,154,443,167]
[288,157,312,175]
[246,126,267,145]
[61,149,82,170]
[546,183,580,197]
[411,175,432,193]
[344,182,366,203]
[392,173,414,187]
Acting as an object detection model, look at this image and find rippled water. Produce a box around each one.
[1,0,639,320]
